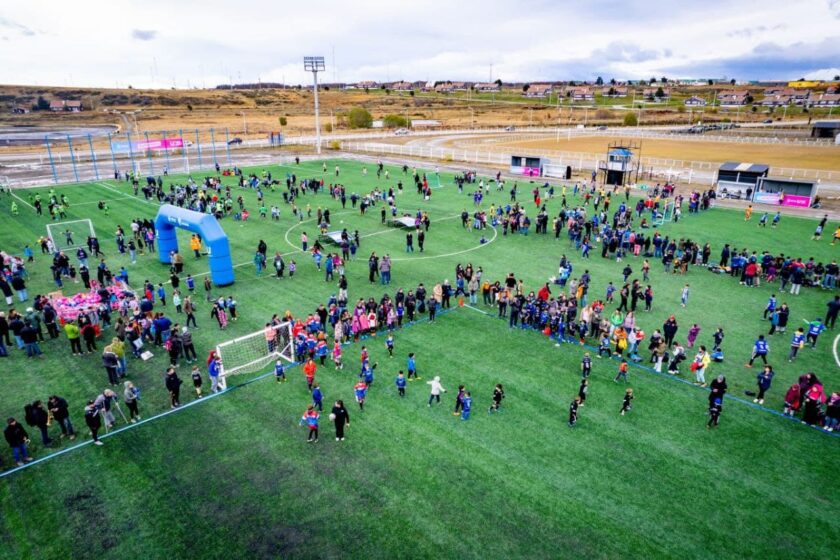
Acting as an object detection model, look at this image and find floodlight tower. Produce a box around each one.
[304,56,326,154]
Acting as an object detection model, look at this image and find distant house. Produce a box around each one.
[569,87,594,102]
[718,90,749,106]
[827,86,838,94]
[523,84,553,98]
[390,81,413,91]
[764,88,810,104]
[684,96,706,107]
[434,82,454,93]
[422,81,435,92]
[811,94,840,107]
[48,99,83,112]
[760,94,792,107]
[11,106,30,114]
[601,86,627,97]
[474,82,500,93]
[352,80,378,90]
[450,81,469,92]
[642,87,670,101]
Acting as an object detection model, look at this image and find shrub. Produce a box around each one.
[623,113,638,126]
[329,140,341,150]
[279,116,287,126]
[382,114,411,128]
[347,107,373,128]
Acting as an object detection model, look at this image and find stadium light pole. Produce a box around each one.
[304,56,326,154]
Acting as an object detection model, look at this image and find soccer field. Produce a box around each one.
[0,158,837,559]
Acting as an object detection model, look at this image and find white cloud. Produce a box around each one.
[0,0,837,87]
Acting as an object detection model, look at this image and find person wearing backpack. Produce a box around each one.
[26,400,52,446]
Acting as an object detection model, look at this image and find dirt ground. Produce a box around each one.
[490,136,840,171]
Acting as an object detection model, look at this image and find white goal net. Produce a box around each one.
[46,219,96,251]
[216,322,294,387]
[654,200,675,226]
[542,163,569,179]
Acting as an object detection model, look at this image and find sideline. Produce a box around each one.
[461,304,840,438]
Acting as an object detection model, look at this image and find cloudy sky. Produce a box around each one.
[1,0,839,88]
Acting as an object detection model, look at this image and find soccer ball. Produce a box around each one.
[328,413,337,421]
[340,220,344,224]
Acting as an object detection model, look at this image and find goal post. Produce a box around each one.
[216,321,294,388]
[654,200,674,226]
[46,219,96,251]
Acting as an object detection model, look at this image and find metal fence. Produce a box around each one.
[339,140,840,191]
[1,124,838,188]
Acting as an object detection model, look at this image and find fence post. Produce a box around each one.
[144,131,155,175]
[210,128,218,166]
[107,133,118,178]
[126,132,138,175]
[66,135,80,183]
[44,137,59,183]
[180,129,189,174]
[224,127,232,166]
[87,134,100,180]
[194,129,203,170]
[162,129,172,174]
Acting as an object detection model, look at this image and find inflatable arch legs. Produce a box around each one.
[154,204,235,286]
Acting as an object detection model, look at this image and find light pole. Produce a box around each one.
[239,112,247,136]
[304,56,326,154]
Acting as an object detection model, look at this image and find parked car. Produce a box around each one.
[228,137,243,145]
[596,125,608,130]
[504,126,516,132]
[393,128,410,136]
[763,119,773,124]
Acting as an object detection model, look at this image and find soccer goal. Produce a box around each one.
[542,163,568,179]
[46,219,96,251]
[215,321,294,389]
[654,200,675,226]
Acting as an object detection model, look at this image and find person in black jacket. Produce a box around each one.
[826,295,840,329]
[0,277,13,306]
[84,401,103,445]
[9,314,25,350]
[4,418,32,465]
[48,395,75,440]
[0,311,11,346]
[165,367,183,408]
[709,375,728,408]
[20,321,43,358]
[331,400,350,441]
[29,400,52,446]
[10,276,27,302]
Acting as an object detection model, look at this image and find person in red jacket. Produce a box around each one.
[303,358,317,390]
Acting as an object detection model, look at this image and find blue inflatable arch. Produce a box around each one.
[154,204,235,286]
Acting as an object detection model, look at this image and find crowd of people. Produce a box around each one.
[4,158,839,469]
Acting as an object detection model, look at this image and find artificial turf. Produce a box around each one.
[0,157,837,559]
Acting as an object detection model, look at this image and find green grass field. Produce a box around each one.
[0,158,837,559]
